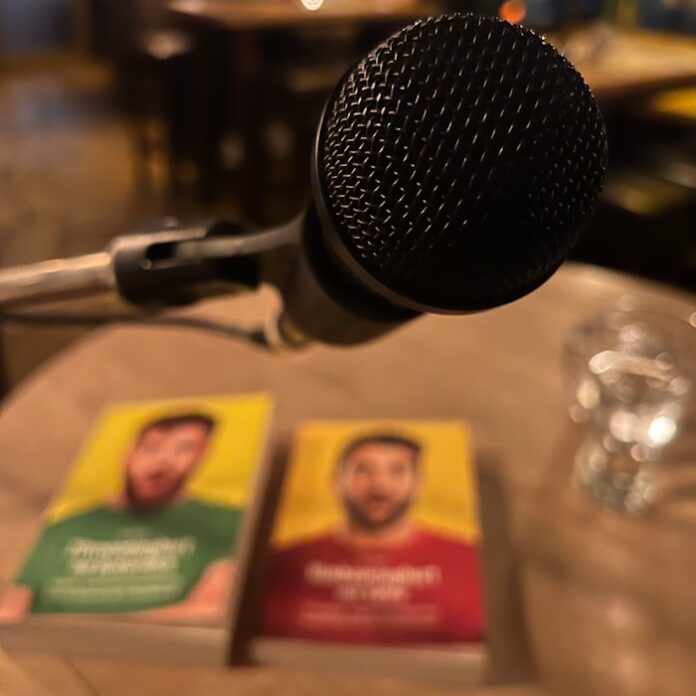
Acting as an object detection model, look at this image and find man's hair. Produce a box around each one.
[339,433,422,470]
[136,412,216,440]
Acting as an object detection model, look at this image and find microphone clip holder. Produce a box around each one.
[112,220,260,308]
[0,218,300,311]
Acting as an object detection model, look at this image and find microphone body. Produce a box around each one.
[264,206,418,348]
[266,14,608,346]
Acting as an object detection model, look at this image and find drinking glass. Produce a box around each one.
[563,305,694,512]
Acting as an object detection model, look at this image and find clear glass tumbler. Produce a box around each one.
[563,307,694,512]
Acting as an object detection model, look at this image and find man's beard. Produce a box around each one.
[342,496,412,533]
[125,476,185,511]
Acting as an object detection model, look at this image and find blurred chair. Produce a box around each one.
[248,25,362,222]
[128,29,199,203]
[227,21,404,225]
[573,117,696,292]
[576,166,695,284]
[87,0,228,211]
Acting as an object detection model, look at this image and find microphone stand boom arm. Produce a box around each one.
[0,218,301,312]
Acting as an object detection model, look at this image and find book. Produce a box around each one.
[0,393,274,665]
[250,420,489,684]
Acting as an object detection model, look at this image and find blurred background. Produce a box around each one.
[0,0,695,385]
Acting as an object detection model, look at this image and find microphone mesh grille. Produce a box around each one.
[318,14,608,311]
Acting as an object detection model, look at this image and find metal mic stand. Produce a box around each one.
[0,218,299,310]
[0,217,302,398]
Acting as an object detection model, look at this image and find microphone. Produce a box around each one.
[0,15,608,352]
[268,14,608,347]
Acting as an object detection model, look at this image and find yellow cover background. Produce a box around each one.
[47,393,272,523]
[273,420,479,548]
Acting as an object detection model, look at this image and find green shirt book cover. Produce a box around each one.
[0,393,273,626]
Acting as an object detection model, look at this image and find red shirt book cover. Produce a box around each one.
[262,421,485,646]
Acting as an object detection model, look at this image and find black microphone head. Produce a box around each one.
[312,14,608,314]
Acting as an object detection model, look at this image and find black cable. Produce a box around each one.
[0,311,269,348]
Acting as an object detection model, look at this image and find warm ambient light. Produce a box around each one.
[301,0,325,10]
[499,0,526,23]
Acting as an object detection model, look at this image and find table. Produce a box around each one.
[168,2,696,104]
[0,263,694,695]
[558,28,696,104]
[0,646,543,696]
